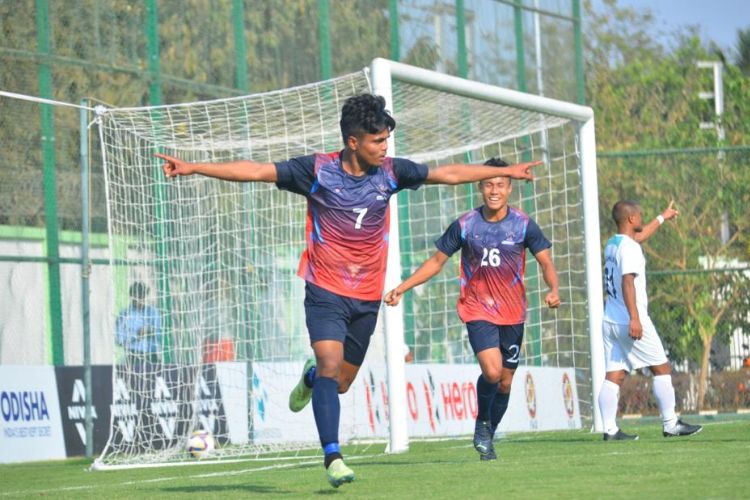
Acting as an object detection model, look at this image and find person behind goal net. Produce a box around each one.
[157,94,541,487]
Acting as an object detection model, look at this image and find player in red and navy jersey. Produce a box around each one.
[158,96,540,486]
[385,157,560,461]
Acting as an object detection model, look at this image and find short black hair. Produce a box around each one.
[483,157,509,167]
[612,200,640,225]
[129,281,148,300]
[340,94,396,145]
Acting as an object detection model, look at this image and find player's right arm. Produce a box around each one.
[425,160,541,185]
[384,250,450,306]
[157,153,278,183]
[621,273,642,340]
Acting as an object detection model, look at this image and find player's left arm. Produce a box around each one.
[634,200,678,243]
[534,248,561,308]
[424,160,541,185]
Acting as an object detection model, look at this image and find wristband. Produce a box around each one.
[656,215,665,225]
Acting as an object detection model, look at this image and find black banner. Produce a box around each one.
[54,365,113,457]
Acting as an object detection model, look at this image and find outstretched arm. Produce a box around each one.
[634,200,678,243]
[156,153,278,183]
[534,249,560,308]
[424,160,541,185]
[384,250,450,306]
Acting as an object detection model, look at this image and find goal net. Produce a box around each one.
[94,59,602,468]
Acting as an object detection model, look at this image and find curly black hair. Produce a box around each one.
[339,94,396,145]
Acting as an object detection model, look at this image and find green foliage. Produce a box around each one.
[735,26,750,75]
[588,1,750,407]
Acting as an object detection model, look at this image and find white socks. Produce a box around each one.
[598,379,621,435]
[652,374,678,429]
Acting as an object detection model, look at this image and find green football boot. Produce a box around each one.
[288,358,316,412]
[326,458,355,488]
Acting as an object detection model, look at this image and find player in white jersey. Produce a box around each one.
[599,200,702,441]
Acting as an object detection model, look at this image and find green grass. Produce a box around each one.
[3,417,749,499]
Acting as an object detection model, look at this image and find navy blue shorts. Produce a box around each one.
[304,282,381,366]
[466,321,525,369]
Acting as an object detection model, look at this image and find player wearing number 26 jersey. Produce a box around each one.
[385,158,559,462]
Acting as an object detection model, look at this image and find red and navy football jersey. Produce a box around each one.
[436,206,551,325]
[276,152,428,300]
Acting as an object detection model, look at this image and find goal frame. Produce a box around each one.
[371,58,606,452]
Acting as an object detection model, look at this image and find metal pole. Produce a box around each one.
[514,0,542,364]
[572,0,586,104]
[389,0,400,61]
[697,61,728,243]
[36,0,64,365]
[371,58,409,455]
[232,0,250,93]
[456,0,468,78]
[318,0,332,79]
[80,99,93,458]
[146,0,162,105]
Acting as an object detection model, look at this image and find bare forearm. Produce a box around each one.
[425,160,539,185]
[395,258,444,295]
[633,218,661,243]
[622,277,639,321]
[191,160,277,182]
[541,262,559,295]
[158,153,278,182]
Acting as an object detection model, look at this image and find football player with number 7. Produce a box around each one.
[157,95,541,487]
[385,157,560,462]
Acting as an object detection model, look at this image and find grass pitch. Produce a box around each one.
[3,416,748,499]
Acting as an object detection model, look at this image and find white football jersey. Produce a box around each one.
[603,234,650,324]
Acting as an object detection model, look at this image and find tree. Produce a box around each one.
[585,0,750,409]
[735,26,750,75]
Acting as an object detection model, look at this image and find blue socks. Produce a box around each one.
[304,365,316,388]
[490,391,510,431]
[312,376,340,465]
[476,374,498,422]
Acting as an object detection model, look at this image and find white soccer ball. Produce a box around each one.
[187,430,215,459]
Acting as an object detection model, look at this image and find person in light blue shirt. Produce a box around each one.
[116,281,162,363]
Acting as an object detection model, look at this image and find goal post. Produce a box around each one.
[371,58,605,441]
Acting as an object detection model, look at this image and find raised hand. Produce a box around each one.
[661,200,679,222]
[508,160,543,181]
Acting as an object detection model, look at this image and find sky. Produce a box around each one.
[591,0,748,53]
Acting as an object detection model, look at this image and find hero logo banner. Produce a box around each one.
[0,366,66,463]
[54,366,113,457]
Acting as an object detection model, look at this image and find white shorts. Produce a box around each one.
[602,318,669,372]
